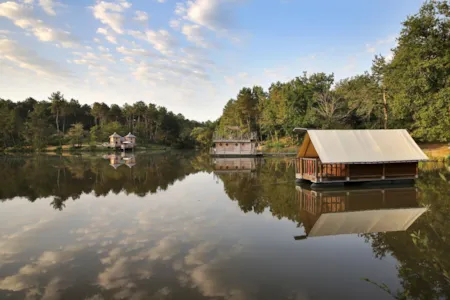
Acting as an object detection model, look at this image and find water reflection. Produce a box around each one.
[0,154,448,299]
[295,185,427,239]
[104,153,137,169]
[212,157,258,173]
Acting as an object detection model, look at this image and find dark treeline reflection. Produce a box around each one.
[360,168,450,300]
[214,158,301,224]
[0,154,449,299]
[0,153,209,209]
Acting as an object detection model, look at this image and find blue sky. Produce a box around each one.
[0,0,424,121]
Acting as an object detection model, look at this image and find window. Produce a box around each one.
[235,143,238,146]
[225,143,228,146]
[219,143,222,146]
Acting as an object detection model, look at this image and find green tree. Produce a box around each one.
[67,123,84,146]
[49,91,65,133]
[385,0,450,141]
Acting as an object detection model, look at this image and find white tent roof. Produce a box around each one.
[125,132,136,138]
[295,129,428,164]
[309,207,427,237]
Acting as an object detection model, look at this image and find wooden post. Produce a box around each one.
[315,159,318,180]
[318,161,322,182]
[382,164,386,180]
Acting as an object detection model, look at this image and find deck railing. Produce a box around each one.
[213,131,258,141]
[295,158,347,182]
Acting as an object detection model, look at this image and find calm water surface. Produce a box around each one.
[0,153,449,300]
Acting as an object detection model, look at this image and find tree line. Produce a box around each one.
[192,1,450,147]
[0,92,204,150]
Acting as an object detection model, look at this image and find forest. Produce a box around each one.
[1,1,449,152]
[192,0,450,148]
[0,93,203,151]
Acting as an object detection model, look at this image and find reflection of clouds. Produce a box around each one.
[178,242,249,300]
[0,245,86,292]
[0,174,273,299]
[147,236,182,261]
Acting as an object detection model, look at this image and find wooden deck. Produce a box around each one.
[295,158,418,184]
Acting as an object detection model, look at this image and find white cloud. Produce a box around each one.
[0,38,71,78]
[105,35,117,44]
[157,0,166,2]
[91,0,132,34]
[0,1,78,48]
[130,29,177,56]
[134,10,148,23]
[169,19,180,29]
[182,23,210,48]
[98,45,110,52]
[39,0,60,16]
[116,46,158,57]
[96,27,117,44]
[179,0,242,32]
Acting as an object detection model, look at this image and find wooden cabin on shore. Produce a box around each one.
[293,128,428,187]
[210,127,261,156]
[109,132,136,150]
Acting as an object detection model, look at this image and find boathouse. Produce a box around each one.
[211,127,261,156]
[293,129,428,185]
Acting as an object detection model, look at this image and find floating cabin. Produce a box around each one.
[109,132,136,150]
[211,127,261,156]
[294,184,427,239]
[293,128,428,187]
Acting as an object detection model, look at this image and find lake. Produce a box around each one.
[0,153,449,300]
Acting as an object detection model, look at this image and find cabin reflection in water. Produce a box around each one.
[294,185,427,239]
[212,157,258,173]
[103,153,136,169]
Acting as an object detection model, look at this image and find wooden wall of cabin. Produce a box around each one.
[215,142,256,154]
[348,162,418,180]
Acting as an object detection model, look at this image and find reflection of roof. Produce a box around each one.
[110,163,122,169]
[294,129,428,164]
[125,132,136,138]
[109,132,121,138]
[308,208,427,237]
[126,162,136,168]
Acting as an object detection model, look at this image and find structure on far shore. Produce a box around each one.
[211,126,261,156]
[109,132,136,150]
[293,128,428,187]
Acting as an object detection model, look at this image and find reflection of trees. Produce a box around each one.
[0,152,203,209]
[362,168,450,299]
[216,158,302,225]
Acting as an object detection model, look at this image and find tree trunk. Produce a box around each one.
[382,88,388,129]
[56,111,59,132]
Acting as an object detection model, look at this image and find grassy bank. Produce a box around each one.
[420,144,450,162]
[2,143,170,154]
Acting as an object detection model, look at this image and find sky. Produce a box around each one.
[0,0,425,121]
